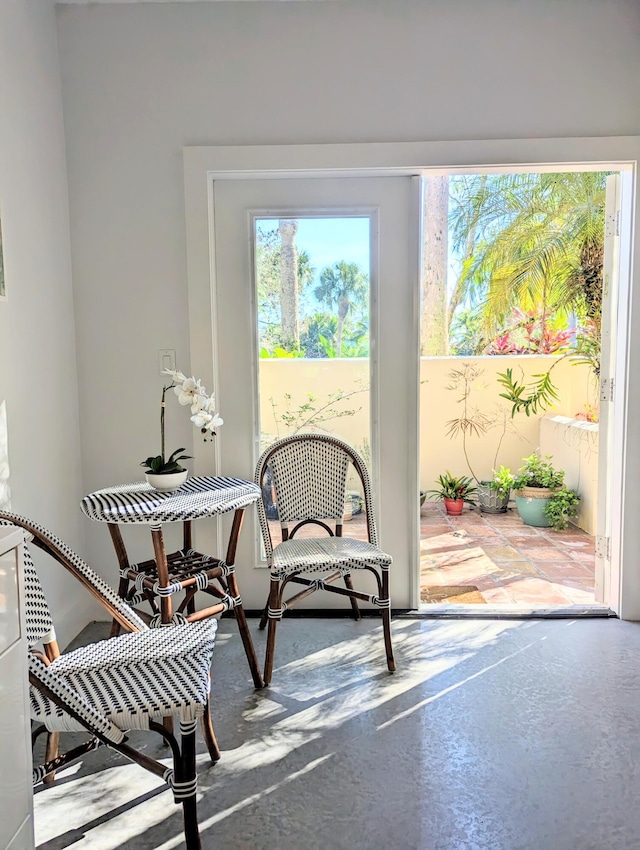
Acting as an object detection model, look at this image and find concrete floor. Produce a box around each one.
[34,615,640,850]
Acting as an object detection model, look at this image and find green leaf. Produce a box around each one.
[167,448,192,464]
[140,456,160,469]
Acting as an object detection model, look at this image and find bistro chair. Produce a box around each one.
[254,434,395,685]
[0,511,219,850]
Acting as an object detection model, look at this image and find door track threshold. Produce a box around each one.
[400,603,614,620]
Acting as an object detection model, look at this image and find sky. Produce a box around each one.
[256,216,370,283]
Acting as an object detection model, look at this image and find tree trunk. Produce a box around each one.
[421,176,449,356]
[278,220,299,349]
[336,296,350,357]
[580,237,604,337]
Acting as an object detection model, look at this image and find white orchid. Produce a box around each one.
[143,368,223,474]
[174,376,204,407]
[191,410,223,431]
[200,395,219,414]
[190,410,211,429]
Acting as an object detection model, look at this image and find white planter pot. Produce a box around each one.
[477,481,510,514]
[144,470,188,492]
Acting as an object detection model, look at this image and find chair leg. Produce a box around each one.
[42,731,60,785]
[344,573,361,620]
[263,577,281,686]
[381,570,395,673]
[182,793,201,850]
[200,698,221,764]
[177,724,202,850]
[258,600,269,631]
[227,569,264,690]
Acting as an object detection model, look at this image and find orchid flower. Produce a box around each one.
[161,368,188,384]
[142,368,223,474]
[174,376,204,407]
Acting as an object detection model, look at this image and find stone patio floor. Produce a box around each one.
[419,501,596,606]
[268,498,597,608]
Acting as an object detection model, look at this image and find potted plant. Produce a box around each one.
[443,363,523,513]
[479,465,516,514]
[512,452,568,528]
[141,369,222,491]
[426,472,477,516]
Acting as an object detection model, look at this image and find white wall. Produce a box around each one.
[55,0,640,587]
[0,0,93,647]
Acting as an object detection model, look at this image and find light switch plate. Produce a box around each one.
[158,349,176,375]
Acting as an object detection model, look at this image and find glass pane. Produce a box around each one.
[254,216,371,545]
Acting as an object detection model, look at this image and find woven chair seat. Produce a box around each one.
[272,537,392,579]
[31,621,216,735]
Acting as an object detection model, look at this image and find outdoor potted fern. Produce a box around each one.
[427,472,477,516]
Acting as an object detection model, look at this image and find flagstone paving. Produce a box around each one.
[419,502,596,606]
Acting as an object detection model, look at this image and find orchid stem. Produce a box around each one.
[160,384,171,464]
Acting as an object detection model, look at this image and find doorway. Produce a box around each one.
[183,140,638,616]
[417,168,623,614]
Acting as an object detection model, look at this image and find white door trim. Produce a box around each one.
[184,136,639,617]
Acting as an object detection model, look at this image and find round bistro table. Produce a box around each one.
[81,475,264,689]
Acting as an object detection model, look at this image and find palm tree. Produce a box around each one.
[314,261,368,357]
[449,171,608,342]
[448,172,608,415]
[278,220,300,349]
[255,222,314,353]
[421,175,449,355]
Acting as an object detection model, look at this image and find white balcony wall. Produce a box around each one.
[260,355,595,493]
[540,416,599,535]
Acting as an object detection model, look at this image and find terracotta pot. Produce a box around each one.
[443,497,464,516]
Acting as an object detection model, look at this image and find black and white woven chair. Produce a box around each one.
[254,434,395,685]
[0,511,219,850]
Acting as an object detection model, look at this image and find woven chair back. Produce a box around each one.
[0,511,148,645]
[256,435,379,558]
[0,519,55,648]
[267,437,351,524]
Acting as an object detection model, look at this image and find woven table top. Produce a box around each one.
[81,475,261,525]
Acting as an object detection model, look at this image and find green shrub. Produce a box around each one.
[512,452,565,491]
[544,487,580,531]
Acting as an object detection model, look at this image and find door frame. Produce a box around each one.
[184,137,639,617]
